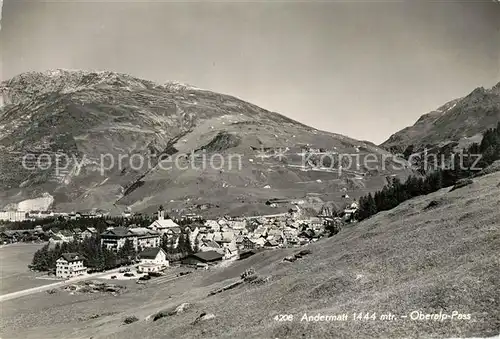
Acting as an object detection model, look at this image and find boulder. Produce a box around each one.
[297,249,312,256]
[194,312,216,324]
[174,303,190,314]
[199,313,215,321]
[450,178,474,192]
[424,200,441,210]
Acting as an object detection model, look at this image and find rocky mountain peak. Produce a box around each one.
[381,83,500,153]
[492,81,500,93]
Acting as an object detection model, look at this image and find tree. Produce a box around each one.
[161,234,170,253]
[357,195,377,221]
[185,230,194,254]
[193,236,200,253]
[177,232,187,254]
[103,248,118,269]
[366,193,377,217]
[167,235,176,254]
[31,244,51,271]
[118,239,136,264]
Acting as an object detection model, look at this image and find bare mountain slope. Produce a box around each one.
[1,171,499,339]
[381,82,500,154]
[0,70,408,215]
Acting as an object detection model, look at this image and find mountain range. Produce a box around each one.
[1,71,498,216]
[0,70,409,216]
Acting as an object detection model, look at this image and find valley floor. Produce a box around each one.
[0,242,53,295]
[1,172,500,339]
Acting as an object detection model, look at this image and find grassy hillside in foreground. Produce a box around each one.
[1,172,499,339]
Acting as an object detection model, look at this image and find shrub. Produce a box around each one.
[248,275,270,285]
[240,267,269,285]
[153,311,169,321]
[240,268,256,280]
[123,316,139,324]
[244,274,258,283]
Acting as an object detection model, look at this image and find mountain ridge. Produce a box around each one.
[381,81,500,154]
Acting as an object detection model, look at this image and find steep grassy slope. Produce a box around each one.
[0,70,408,215]
[382,82,500,153]
[1,172,499,339]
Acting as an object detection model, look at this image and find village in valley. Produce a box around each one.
[0,200,356,283]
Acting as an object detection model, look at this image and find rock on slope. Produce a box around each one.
[0,69,409,215]
[1,171,498,339]
[381,82,500,154]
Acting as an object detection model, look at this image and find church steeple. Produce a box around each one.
[158,205,165,221]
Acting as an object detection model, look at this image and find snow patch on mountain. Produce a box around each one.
[161,81,204,92]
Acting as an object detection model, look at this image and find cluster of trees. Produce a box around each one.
[30,236,136,272]
[161,230,199,261]
[30,230,201,272]
[2,218,58,230]
[4,215,153,232]
[27,210,206,271]
[357,122,500,221]
[356,171,445,220]
[177,217,205,226]
[5,211,206,233]
[468,122,500,166]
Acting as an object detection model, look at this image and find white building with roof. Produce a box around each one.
[148,207,179,233]
[56,253,87,279]
[0,211,28,222]
[100,227,160,252]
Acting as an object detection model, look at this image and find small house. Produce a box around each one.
[137,247,169,273]
[238,249,257,260]
[264,239,279,248]
[181,251,223,266]
[242,237,256,250]
[80,227,97,240]
[199,239,223,253]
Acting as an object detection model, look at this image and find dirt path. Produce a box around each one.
[0,266,131,302]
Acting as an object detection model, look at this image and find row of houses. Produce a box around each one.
[0,210,110,223]
[55,246,170,279]
[0,228,48,243]
[0,226,94,245]
[55,246,228,279]
[51,202,359,279]
[0,211,28,222]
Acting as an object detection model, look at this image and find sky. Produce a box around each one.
[1,0,499,144]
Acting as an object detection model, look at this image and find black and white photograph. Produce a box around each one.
[0,1,499,338]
